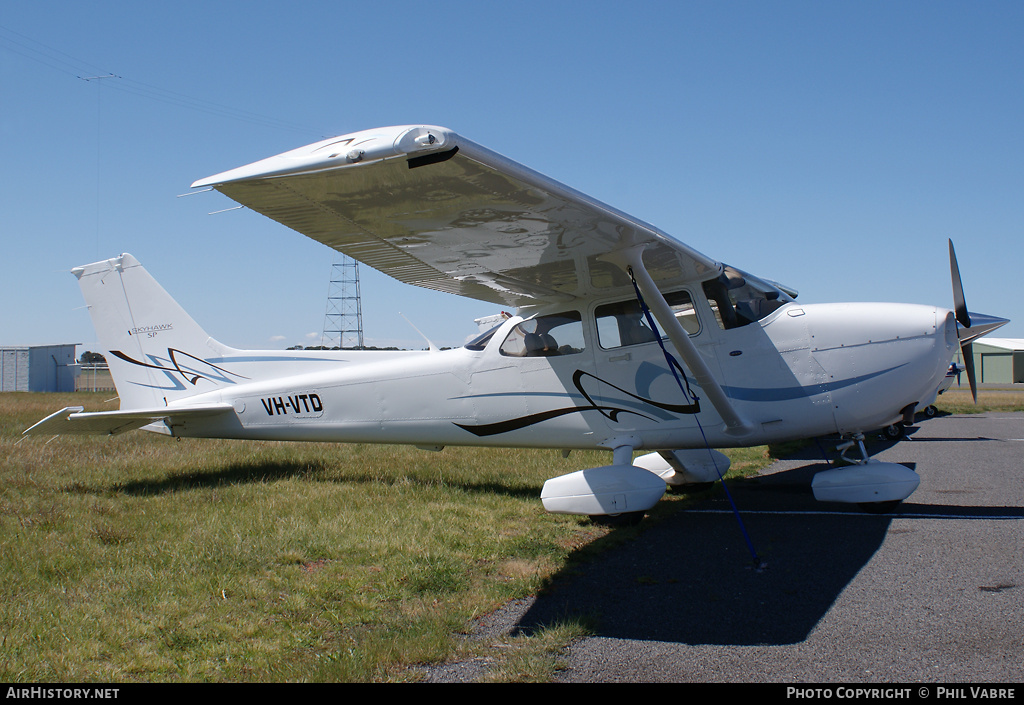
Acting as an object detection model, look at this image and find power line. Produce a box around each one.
[0,23,109,78]
[0,23,329,138]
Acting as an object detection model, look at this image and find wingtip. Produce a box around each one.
[190,125,455,189]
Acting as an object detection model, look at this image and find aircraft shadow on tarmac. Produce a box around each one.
[512,454,1023,647]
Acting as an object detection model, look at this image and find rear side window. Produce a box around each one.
[499,311,585,357]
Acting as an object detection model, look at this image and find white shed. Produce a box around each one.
[963,338,1024,385]
[0,345,79,392]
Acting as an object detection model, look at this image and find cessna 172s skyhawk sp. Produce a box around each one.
[27,125,1008,519]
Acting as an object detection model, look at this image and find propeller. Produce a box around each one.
[947,239,1009,402]
[948,239,978,402]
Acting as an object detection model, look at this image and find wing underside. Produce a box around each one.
[193,125,719,307]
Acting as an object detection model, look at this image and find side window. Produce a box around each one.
[596,290,698,349]
[464,325,501,351]
[499,311,585,357]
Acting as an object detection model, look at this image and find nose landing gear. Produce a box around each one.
[811,434,920,513]
[883,422,905,440]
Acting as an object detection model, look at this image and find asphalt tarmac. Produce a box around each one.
[429,412,1024,683]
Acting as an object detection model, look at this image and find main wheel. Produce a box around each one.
[858,500,901,514]
[590,512,645,527]
[667,481,715,494]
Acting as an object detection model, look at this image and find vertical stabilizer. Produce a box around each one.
[74,254,238,409]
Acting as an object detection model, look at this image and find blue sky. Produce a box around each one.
[2,1,1022,353]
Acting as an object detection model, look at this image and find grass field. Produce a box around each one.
[931,387,1024,414]
[0,392,775,682]
[2,389,1020,682]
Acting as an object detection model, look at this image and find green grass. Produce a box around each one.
[8,389,1017,682]
[934,388,1024,414]
[2,392,771,682]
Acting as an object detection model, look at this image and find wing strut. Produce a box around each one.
[607,248,754,437]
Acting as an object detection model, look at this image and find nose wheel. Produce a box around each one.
[883,422,905,440]
[858,499,902,514]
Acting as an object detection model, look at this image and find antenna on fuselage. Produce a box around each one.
[399,313,440,353]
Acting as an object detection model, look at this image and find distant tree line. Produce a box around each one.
[287,345,403,351]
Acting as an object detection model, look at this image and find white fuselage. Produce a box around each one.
[166,299,956,453]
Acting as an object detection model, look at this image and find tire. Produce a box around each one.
[858,500,901,514]
[590,511,645,527]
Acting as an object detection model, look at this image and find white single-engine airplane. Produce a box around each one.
[27,125,1008,519]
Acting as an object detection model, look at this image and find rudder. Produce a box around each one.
[74,253,240,409]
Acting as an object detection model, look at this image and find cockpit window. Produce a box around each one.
[499,311,585,357]
[702,266,793,330]
[596,290,698,349]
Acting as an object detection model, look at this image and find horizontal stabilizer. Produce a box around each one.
[24,404,235,437]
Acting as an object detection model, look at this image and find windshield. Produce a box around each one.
[702,265,794,330]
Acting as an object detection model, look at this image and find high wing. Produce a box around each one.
[192,125,720,307]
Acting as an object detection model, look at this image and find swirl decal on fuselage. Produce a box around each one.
[110,348,249,391]
[454,368,700,437]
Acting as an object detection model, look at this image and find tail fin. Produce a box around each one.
[75,253,241,409]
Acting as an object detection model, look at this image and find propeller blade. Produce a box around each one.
[949,239,971,329]
[961,342,978,403]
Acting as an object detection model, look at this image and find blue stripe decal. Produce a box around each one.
[720,364,909,402]
[457,364,908,407]
[450,391,679,420]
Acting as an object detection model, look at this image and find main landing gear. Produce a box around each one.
[590,511,646,527]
